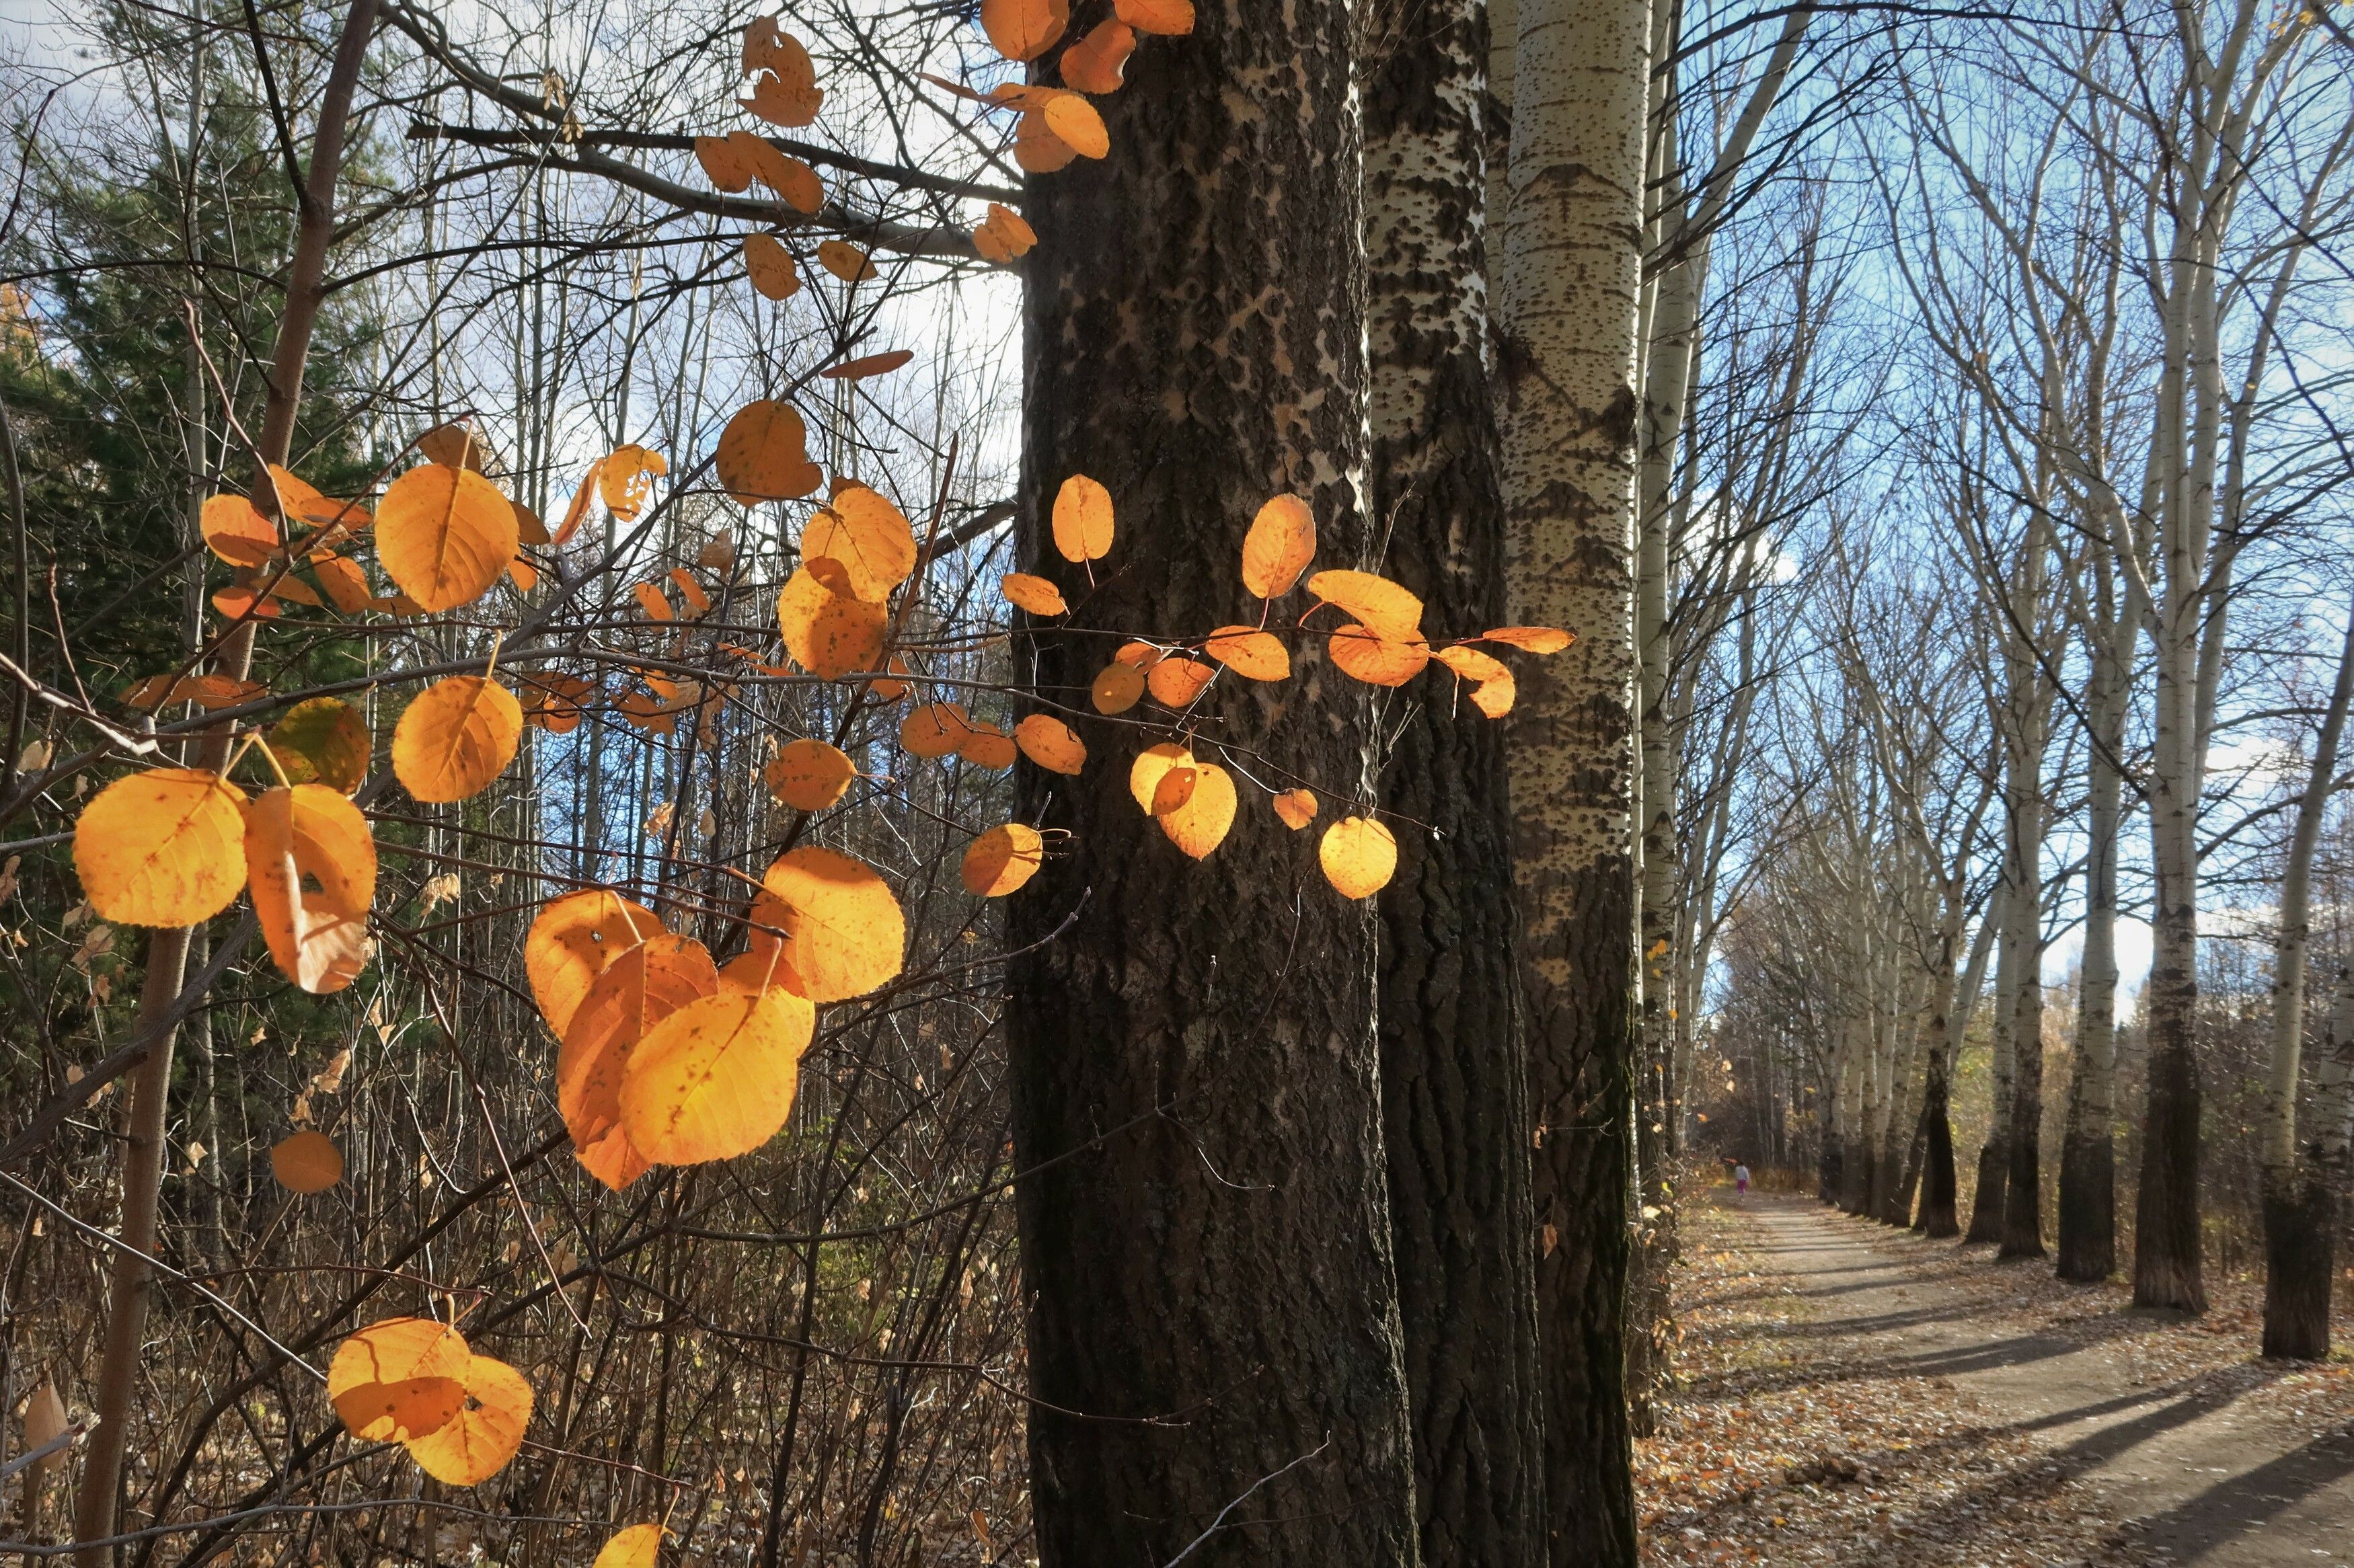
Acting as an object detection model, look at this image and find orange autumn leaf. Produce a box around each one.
[522,673,597,734]
[621,984,817,1163]
[328,1318,470,1443]
[777,565,887,678]
[527,889,662,1037]
[745,233,800,299]
[1480,625,1574,654]
[716,400,823,506]
[740,54,822,128]
[1114,0,1193,32]
[200,494,278,565]
[261,464,360,532]
[1158,761,1236,858]
[980,0,1068,61]
[73,769,247,927]
[1052,475,1114,562]
[403,1354,532,1486]
[1002,572,1067,616]
[1090,660,1145,713]
[1014,713,1086,774]
[900,702,974,760]
[593,1524,665,1568]
[729,130,824,211]
[244,784,375,994]
[553,458,603,546]
[1306,569,1423,641]
[868,653,915,702]
[1149,764,1197,816]
[208,586,280,620]
[633,581,674,622]
[1320,816,1398,898]
[1328,622,1432,687]
[1039,91,1109,158]
[377,466,519,613]
[270,1130,344,1193]
[759,845,905,1001]
[816,239,877,282]
[599,445,667,522]
[1014,108,1079,173]
[312,553,373,613]
[971,202,1038,265]
[1434,643,1516,716]
[802,486,917,601]
[1127,743,1191,813]
[696,134,755,192]
[1242,494,1316,598]
[416,421,489,471]
[958,721,1018,769]
[392,676,523,803]
[819,350,914,381]
[1272,787,1318,830]
[1146,655,1213,707]
[766,738,857,810]
[668,568,712,615]
[962,822,1044,896]
[1060,18,1135,92]
[272,698,370,793]
[1203,627,1289,681]
[560,933,718,1156]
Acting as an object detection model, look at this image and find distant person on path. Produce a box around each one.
[1735,1163,1751,1199]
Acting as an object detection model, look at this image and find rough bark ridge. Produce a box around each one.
[1365,0,1544,1553]
[1007,0,1419,1557]
[1965,900,2018,1245]
[1494,0,1651,1553]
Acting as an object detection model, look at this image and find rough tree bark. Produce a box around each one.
[1494,0,1652,1552]
[1964,889,2018,1246]
[1365,0,1544,1549]
[2000,520,2049,1260]
[1005,0,1420,1556]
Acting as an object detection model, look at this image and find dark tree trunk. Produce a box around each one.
[2261,1168,2334,1360]
[1881,1118,1924,1226]
[2055,1128,2115,1281]
[1819,1139,1840,1204]
[2133,1027,2208,1312]
[1918,1077,1959,1237]
[1006,0,1419,1557]
[2001,1026,2047,1258]
[1963,1138,2006,1243]
[1365,0,1544,1552]
[1842,1134,1870,1215]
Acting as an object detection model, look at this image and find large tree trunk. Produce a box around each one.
[1965,890,2018,1245]
[2258,604,2354,1357]
[1005,0,1419,1555]
[2057,612,2129,1280]
[2000,625,2049,1259]
[1365,0,1544,1548]
[2267,962,2354,1358]
[1494,0,1652,1551]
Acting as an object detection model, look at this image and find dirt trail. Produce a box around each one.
[1735,1194,2354,1564]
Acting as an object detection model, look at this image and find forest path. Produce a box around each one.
[1734,1193,2354,1564]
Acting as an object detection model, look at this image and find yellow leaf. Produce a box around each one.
[593,1524,665,1568]
[962,822,1044,896]
[981,0,1068,60]
[73,769,247,927]
[1272,787,1318,830]
[777,565,887,679]
[816,239,876,282]
[328,1318,469,1442]
[243,785,375,994]
[402,1354,533,1486]
[1203,626,1289,680]
[1003,573,1067,616]
[1306,569,1424,642]
[759,845,905,1001]
[391,676,523,803]
[1014,713,1086,774]
[1320,816,1398,898]
[1242,494,1315,597]
[745,233,800,299]
[376,467,519,613]
[765,738,856,810]
[801,485,917,602]
[525,888,662,1037]
[716,401,823,506]
[1051,474,1114,562]
[1158,762,1236,858]
[620,986,817,1163]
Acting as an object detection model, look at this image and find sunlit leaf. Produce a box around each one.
[1113,0,1193,33]
[245,784,375,994]
[73,769,247,927]
[900,702,973,760]
[1127,743,1191,813]
[1320,816,1398,898]
[1159,762,1236,858]
[1014,713,1086,774]
[745,233,800,299]
[593,1524,665,1568]
[1039,91,1109,158]
[1203,627,1289,680]
[328,1318,469,1443]
[621,985,817,1163]
[1060,18,1135,92]
[759,845,905,1001]
[981,0,1068,61]
[1051,475,1114,563]
[270,1130,344,1193]
[416,422,489,470]
[527,889,662,1037]
[766,738,856,810]
[599,445,668,522]
[391,676,523,803]
[521,672,596,734]
[972,202,1038,264]
[560,933,718,1159]
[802,485,917,601]
[403,1354,532,1487]
[200,494,278,565]
[1242,494,1315,598]
[958,721,1018,769]
[1002,572,1067,616]
[1015,109,1079,173]
[1090,661,1145,713]
[728,130,824,211]
[1480,625,1573,654]
[270,697,370,793]
[1146,655,1213,707]
[777,565,887,678]
[1306,569,1423,641]
[962,822,1044,896]
[697,134,756,192]
[1272,787,1318,830]
[818,350,914,381]
[816,239,877,282]
[1434,644,1516,715]
[312,554,373,614]
[716,400,823,506]
[1149,765,1197,816]
[1328,622,1431,686]
[377,466,519,613]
